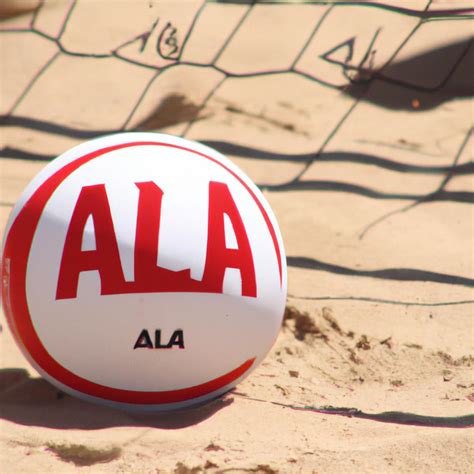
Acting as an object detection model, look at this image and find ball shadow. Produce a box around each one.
[0,368,233,430]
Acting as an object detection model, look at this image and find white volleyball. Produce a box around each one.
[1,133,287,411]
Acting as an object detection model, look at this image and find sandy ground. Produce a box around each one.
[0,1,473,472]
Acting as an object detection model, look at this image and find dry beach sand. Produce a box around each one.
[0,1,473,472]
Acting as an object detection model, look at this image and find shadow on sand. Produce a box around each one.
[0,368,233,430]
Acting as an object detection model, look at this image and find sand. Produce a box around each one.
[0,1,473,472]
